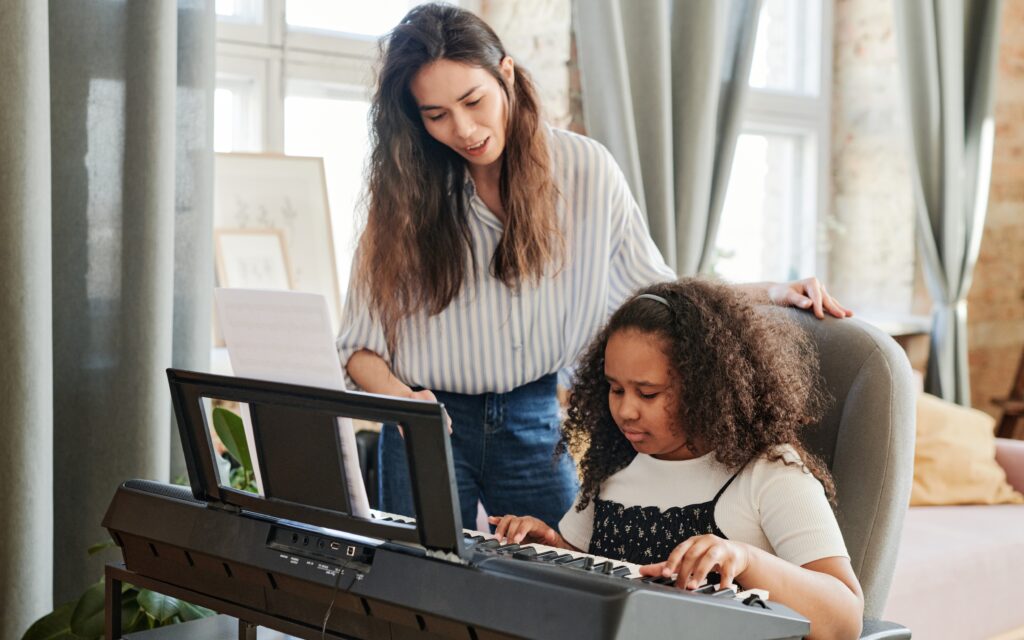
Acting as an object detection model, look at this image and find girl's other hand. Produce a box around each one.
[639,534,750,591]
[487,514,562,546]
[768,276,853,320]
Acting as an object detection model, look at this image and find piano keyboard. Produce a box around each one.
[370,509,769,604]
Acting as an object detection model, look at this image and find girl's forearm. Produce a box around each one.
[738,547,863,640]
[346,349,414,397]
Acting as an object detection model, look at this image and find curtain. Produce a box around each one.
[0,1,214,636]
[893,0,1003,405]
[573,0,762,276]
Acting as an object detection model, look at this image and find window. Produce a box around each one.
[214,1,469,310]
[713,0,832,284]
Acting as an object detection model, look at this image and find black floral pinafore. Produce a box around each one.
[587,463,748,565]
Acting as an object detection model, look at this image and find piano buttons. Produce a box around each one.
[512,547,538,560]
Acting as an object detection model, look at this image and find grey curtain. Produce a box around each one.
[573,0,762,275]
[0,1,214,637]
[893,0,1003,405]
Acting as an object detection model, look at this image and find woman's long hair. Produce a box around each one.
[357,2,562,351]
[561,279,836,511]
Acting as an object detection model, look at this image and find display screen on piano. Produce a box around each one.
[102,369,810,639]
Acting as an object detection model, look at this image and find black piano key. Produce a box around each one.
[534,550,560,562]
[477,539,501,550]
[495,543,521,554]
[591,561,610,573]
[553,554,576,564]
[711,587,737,598]
[466,535,486,543]
[512,547,538,560]
[562,557,590,569]
[611,566,631,577]
[692,583,718,594]
[582,557,594,570]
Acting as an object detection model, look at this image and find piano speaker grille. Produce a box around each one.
[124,479,203,505]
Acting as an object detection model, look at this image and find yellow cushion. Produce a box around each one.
[910,393,1024,506]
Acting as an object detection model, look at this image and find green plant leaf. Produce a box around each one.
[86,540,116,556]
[137,589,183,624]
[120,597,142,634]
[20,600,78,640]
[212,407,253,473]
[177,600,216,622]
[68,581,105,638]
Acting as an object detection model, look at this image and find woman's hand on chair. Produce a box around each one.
[767,277,852,320]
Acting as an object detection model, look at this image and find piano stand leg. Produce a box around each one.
[238,619,258,640]
[105,566,123,639]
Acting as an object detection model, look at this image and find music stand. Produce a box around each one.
[167,368,466,557]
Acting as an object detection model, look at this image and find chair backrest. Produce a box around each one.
[781,309,916,619]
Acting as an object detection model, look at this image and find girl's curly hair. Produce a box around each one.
[559,278,834,510]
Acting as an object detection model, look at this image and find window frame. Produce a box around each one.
[724,0,834,284]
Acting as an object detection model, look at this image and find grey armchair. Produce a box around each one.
[783,309,916,639]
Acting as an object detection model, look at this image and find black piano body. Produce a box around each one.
[104,479,809,640]
[101,370,810,639]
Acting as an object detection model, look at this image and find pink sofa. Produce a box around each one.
[884,437,1024,639]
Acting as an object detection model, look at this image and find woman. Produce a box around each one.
[337,3,850,529]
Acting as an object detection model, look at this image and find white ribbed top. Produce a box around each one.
[559,445,849,567]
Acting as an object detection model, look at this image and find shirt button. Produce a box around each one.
[512,343,522,351]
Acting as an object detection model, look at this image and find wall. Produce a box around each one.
[829,0,915,314]
[968,3,1024,417]
[481,0,573,128]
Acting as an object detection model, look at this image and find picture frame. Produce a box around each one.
[214,153,342,331]
[214,228,294,291]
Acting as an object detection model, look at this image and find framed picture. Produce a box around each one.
[215,228,293,290]
[214,153,342,330]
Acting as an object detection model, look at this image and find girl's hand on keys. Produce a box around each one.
[488,514,564,547]
[640,534,750,590]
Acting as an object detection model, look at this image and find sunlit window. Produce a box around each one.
[715,133,813,282]
[284,87,372,296]
[215,0,261,22]
[286,0,426,36]
[748,0,821,94]
[714,0,829,283]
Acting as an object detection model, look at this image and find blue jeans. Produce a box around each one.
[378,373,578,530]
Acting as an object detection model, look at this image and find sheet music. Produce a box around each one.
[214,288,371,518]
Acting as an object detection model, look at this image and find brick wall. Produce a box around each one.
[968,4,1024,417]
[480,0,573,128]
[829,0,915,313]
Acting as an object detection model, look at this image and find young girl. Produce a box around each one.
[337,2,851,530]
[490,279,864,640]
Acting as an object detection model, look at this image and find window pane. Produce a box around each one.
[215,76,260,152]
[284,93,372,298]
[749,0,821,94]
[216,0,261,22]
[713,132,813,283]
[214,88,235,152]
[286,0,424,36]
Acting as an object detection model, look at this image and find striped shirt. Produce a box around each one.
[336,127,676,394]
